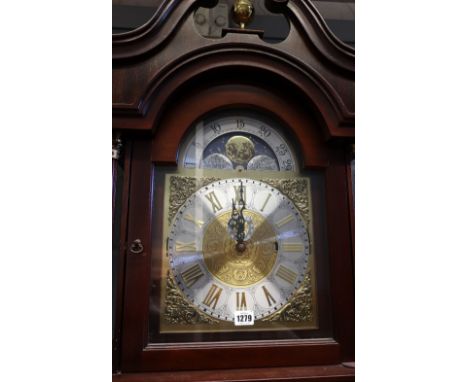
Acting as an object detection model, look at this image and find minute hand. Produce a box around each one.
[236,203,245,243]
[236,181,246,244]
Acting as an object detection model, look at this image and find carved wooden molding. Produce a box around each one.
[112,0,354,73]
[113,0,199,60]
[113,45,354,138]
[288,0,354,72]
[113,0,355,140]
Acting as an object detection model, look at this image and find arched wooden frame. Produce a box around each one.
[114,49,354,139]
[152,84,333,168]
[119,82,354,374]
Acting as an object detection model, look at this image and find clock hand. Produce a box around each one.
[234,181,247,253]
[227,181,248,252]
[237,181,245,241]
[228,199,240,239]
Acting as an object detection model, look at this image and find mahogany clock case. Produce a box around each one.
[114,81,354,373]
[113,0,354,379]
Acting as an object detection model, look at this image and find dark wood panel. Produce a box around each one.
[113,364,355,382]
[325,157,355,361]
[120,139,154,368]
[138,339,341,372]
[113,140,133,373]
[346,146,355,263]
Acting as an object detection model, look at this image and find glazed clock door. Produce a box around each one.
[118,85,353,373]
[145,107,333,348]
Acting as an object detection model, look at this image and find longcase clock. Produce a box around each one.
[113,1,355,381]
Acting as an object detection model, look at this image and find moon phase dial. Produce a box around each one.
[180,112,297,171]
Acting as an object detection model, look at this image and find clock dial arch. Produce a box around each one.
[167,178,310,322]
[178,110,299,172]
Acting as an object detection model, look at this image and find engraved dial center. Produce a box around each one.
[203,210,277,287]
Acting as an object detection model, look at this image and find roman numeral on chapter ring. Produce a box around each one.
[202,284,223,309]
[260,193,272,212]
[205,191,223,213]
[276,265,298,285]
[175,241,197,252]
[275,214,294,228]
[181,264,204,288]
[184,213,204,228]
[282,242,304,252]
[234,185,247,204]
[262,286,276,307]
[236,292,247,310]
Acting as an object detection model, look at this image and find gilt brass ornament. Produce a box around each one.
[233,0,254,29]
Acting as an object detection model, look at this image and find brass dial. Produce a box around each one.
[167,178,310,322]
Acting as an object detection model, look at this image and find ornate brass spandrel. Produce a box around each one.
[263,273,315,323]
[163,270,220,325]
[263,178,310,225]
[168,176,220,223]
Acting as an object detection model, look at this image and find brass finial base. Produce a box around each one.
[233,0,254,29]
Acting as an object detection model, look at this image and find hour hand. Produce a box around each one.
[236,207,245,243]
[228,199,240,239]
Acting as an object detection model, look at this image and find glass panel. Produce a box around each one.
[312,1,355,47]
[148,109,333,343]
[112,0,163,34]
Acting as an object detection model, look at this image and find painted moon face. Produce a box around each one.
[225,136,255,164]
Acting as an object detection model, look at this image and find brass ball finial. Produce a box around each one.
[233,0,254,29]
